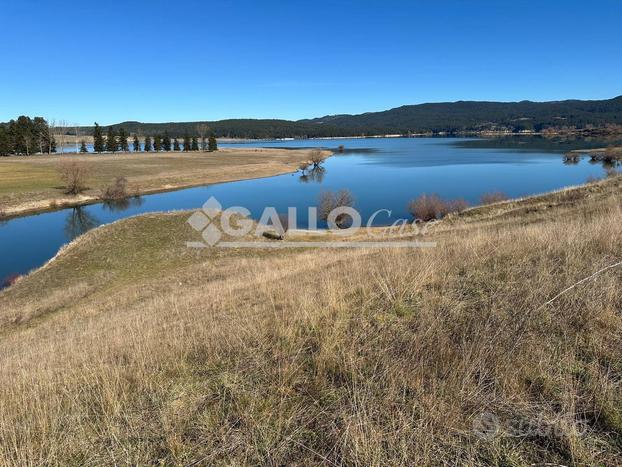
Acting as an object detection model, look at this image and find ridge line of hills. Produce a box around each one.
[88,95,622,138]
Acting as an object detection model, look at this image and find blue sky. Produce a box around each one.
[1,0,621,125]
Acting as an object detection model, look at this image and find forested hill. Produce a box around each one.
[301,96,622,133]
[102,96,622,138]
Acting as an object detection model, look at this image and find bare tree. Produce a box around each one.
[310,149,327,168]
[57,160,91,194]
[197,124,210,151]
[318,189,354,228]
[48,118,56,154]
[55,120,68,154]
[298,161,310,174]
[74,123,81,153]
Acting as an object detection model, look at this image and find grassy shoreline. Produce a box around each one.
[0,148,330,219]
[1,176,621,464]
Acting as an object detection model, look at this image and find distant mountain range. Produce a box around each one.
[104,96,622,139]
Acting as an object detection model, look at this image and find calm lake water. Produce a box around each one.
[0,137,614,285]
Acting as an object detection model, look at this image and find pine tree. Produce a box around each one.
[208,135,218,152]
[79,140,88,153]
[183,133,190,152]
[173,138,180,151]
[133,135,140,152]
[105,127,117,152]
[118,128,129,152]
[144,136,152,152]
[153,134,162,152]
[163,133,172,151]
[93,123,105,153]
[191,136,199,151]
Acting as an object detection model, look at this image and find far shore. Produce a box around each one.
[0,148,331,219]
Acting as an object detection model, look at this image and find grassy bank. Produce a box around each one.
[0,177,621,465]
[0,148,327,218]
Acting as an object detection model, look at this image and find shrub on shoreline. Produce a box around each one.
[101,176,129,201]
[408,193,469,221]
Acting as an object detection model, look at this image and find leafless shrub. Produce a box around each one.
[446,198,469,214]
[310,149,327,168]
[319,189,354,228]
[408,194,448,221]
[0,208,6,219]
[480,191,509,205]
[57,160,91,195]
[298,161,310,174]
[101,176,129,201]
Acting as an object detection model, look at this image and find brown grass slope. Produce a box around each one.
[0,178,621,465]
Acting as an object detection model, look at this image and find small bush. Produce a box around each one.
[408,194,469,221]
[480,191,509,205]
[101,176,129,201]
[446,198,469,213]
[57,160,91,195]
[319,190,354,228]
[408,194,448,221]
[310,149,327,167]
[298,161,310,173]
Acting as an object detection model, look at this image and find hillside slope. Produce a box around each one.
[90,96,622,138]
[0,177,621,465]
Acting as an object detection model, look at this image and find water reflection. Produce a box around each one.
[299,166,326,183]
[102,196,144,213]
[64,207,99,240]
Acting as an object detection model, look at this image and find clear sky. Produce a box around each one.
[1,0,621,125]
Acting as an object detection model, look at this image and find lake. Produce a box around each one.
[0,137,615,285]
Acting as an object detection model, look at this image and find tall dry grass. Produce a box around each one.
[0,191,621,465]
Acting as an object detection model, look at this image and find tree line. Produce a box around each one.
[92,123,217,153]
[0,116,56,156]
[0,117,218,156]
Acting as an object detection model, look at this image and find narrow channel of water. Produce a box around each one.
[0,137,614,285]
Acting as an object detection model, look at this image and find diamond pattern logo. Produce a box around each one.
[188,196,224,246]
[201,223,222,246]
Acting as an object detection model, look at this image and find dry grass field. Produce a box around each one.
[0,148,326,217]
[0,177,621,465]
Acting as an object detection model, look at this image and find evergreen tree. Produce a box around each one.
[118,128,129,152]
[162,133,172,151]
[208,135,218,152]
[79,140,88,153]
[0,127,12,156]
[183,133,190,151]
[153,134,162,152]
[93,122,105,153]
[191,136,199,151]
[173,138,180,151]
[133,135,140,152]
[144,136,152,152]
[105,127,117,152]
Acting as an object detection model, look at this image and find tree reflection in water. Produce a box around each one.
[102,196,144,213]
[64,207,99,240]
[299,165,326,184]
